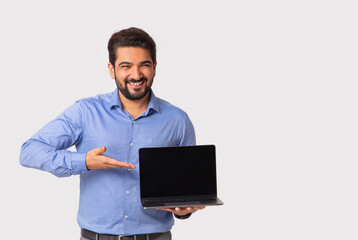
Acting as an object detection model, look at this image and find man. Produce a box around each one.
[20,27,205,240]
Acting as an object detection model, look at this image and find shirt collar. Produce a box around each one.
[146,91,160,114]
[108,88,160,114]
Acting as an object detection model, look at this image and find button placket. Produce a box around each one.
[124,118,135,226]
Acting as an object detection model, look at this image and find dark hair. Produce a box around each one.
[107,27,156,66]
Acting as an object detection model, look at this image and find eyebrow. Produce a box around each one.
[118,61,132,67]
[140,60,153,65]
[117,60,153,67]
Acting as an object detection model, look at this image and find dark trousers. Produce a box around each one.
[80,230,171,240]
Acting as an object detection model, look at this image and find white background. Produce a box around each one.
[1,0,357,239]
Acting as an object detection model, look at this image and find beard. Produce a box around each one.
[115,76,153,101]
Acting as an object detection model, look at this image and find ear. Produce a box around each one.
[108,62,115,79]
[153,61,157,77]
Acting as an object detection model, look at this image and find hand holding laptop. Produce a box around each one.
[158,206,206,216]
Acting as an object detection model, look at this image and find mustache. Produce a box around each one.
[125,77,148,84]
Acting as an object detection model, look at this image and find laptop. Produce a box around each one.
[139,144,224,209]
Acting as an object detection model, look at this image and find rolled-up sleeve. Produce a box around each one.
[20,101,88,177]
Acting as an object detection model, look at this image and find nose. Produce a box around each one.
[130,66,142,80]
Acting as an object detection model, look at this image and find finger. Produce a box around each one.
[190,206,205,211]
[116,162,136,169]
[93,146,106,155]
[175,207,190,212]
[108,161,131,169]
[102,156,136,169]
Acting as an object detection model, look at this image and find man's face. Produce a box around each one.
[109,47,156,101]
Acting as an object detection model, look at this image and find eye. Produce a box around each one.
[121,65,130,69]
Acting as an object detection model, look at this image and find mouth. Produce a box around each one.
[129,80,144,87]
[126,78,147,89]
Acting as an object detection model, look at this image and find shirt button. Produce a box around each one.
[125,190,130,195]
[124,215,129,219]
[129,142,134,147]
[133,120,136,124]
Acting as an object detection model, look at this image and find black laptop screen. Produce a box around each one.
[139,145,217,199]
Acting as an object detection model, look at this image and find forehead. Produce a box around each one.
[115,47,152,63]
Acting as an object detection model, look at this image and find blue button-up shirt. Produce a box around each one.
[20,89,196,235]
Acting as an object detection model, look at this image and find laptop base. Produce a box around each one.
[142,197,224,209]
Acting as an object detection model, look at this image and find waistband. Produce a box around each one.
[81,228,171,240]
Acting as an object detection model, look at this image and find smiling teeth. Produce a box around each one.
[131,81,143,86]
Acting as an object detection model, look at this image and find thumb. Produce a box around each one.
[94,146,106,155]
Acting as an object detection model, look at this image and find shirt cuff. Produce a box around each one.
[174,213,192,219]
[70,152,88,175]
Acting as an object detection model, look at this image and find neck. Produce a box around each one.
[118,91,151,119]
